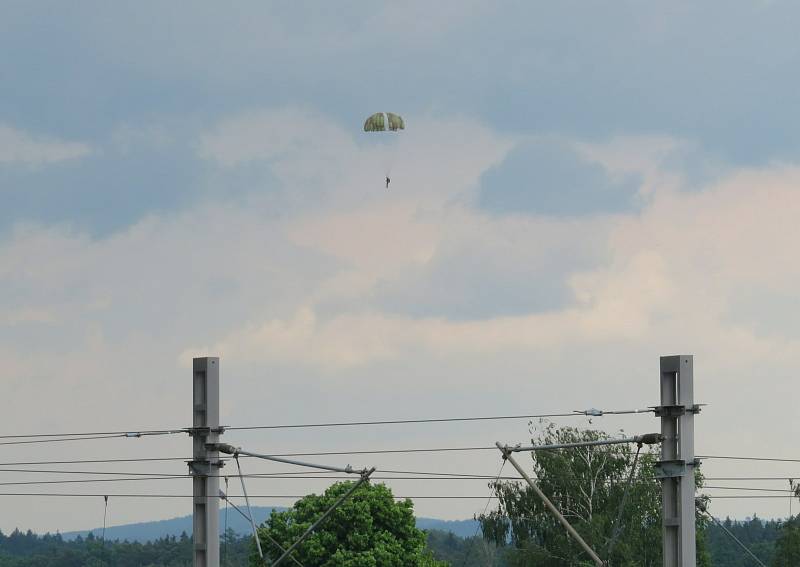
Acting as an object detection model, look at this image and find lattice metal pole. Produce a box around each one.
[656,355,698,567]
[190,357,222,567]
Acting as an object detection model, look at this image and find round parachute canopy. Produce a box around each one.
[364,112,405,132]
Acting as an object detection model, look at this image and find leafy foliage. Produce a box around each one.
[254,481,447,567]
[479,422,711,566]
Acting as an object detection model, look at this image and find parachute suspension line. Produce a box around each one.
[234,454,265,561]
[102,495,108,545]
[363,112,404,182]
[606,443,643,559]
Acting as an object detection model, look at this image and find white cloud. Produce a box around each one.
[574,135,688,197]
[0,124,91,166]
[197,107,355,168]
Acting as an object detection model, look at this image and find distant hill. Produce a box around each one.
[63,507,479,542]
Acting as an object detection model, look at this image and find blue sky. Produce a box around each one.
[4,1,800,533]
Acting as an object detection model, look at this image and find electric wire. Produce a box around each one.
[226,409,652,431]
[223,477,229,566]
[606,443,641,558]
[0,430,185,440]
[701,495,795,499]
[1,474,797,497]
[0,434,142,447]
[0,446,500,466]
[0,408,654,440]
[220,489,304,567]
[0,492,500,499]
[0,491,793,500]
[702,512,768,567]
[4,464,800,484]
[698,454,800,463]
[5,451,795,467]
[457,459,506,567]
[0,442,720,466]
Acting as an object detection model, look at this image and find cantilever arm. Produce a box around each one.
[503,433,662,453]
[215,443,363,475]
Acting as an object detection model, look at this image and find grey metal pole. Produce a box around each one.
[190,357,222,567]
[656,355,697,567]
[497,444,605,567]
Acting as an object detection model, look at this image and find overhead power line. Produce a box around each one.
[0,407,653,440]
[0,469,796,493]
[0,430,185,441]
[0,491,792,500]
[226,408,653,431]
[0,457,194,466]
[6,449,800,470]
[0,492,498,499]
[698,454,800,463]
[0,434,146,447]
[703,512,767,567]
[0,446,499,466]
[702,495,795,499]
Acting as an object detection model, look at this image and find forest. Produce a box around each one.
[0,520,797,567]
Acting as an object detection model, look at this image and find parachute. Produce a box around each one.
[364,113,404,185]
[364,112,405,132]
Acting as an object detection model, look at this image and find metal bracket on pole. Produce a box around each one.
[191,357,222,567]
[658,355,697,567]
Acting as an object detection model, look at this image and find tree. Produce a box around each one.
[479,422,710,567]
[252,481,446,567]
[773,516,800,566]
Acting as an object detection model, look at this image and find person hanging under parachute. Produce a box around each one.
[363,112,404,188]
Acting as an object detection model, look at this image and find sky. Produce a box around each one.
[3,1,800,534]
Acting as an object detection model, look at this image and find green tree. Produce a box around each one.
[479,422,710,567]
[252,481,446,567]
[773,516,800,566]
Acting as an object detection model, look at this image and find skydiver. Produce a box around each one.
[385,176,390,189]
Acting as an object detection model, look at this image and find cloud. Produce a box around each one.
[197,107,356,169]
[5,107,800,530]
[0,124,91,166]
[479,138,641,216]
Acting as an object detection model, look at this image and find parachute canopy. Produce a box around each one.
[364,112,405,132]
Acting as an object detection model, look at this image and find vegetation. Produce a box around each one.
[705,515,779,566]
[478,422,711,566]
[0,521,799,566]
[253,481,445,566]
[772,516,800,566]
[0,437,796,567]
